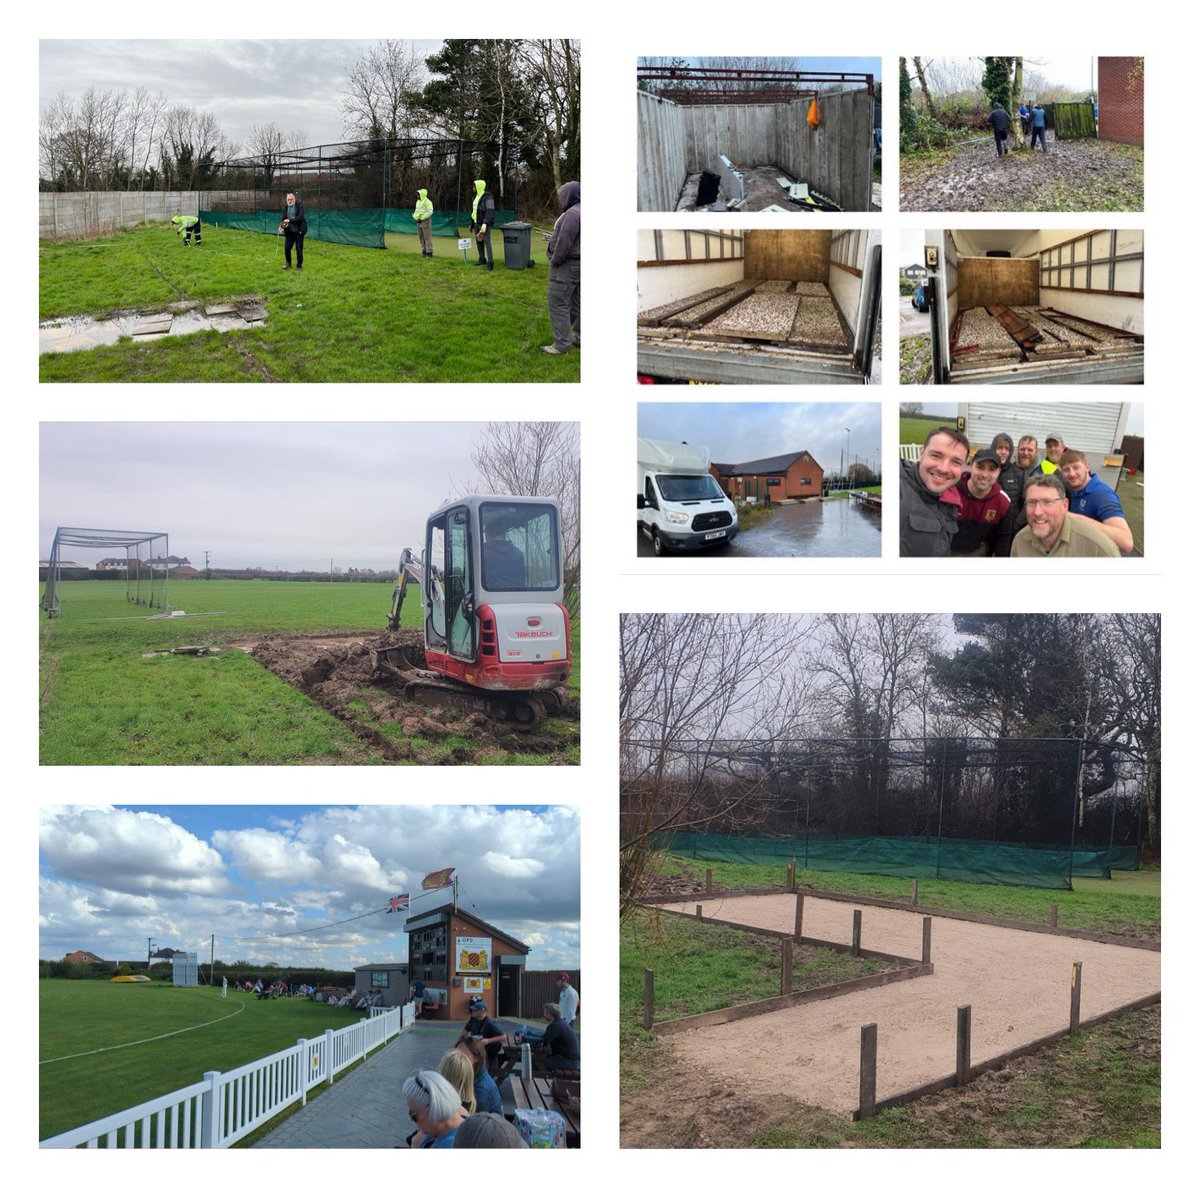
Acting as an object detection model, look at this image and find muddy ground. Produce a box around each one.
[244,630,579,764]
[899,137,1144,212]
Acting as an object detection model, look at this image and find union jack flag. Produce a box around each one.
[386,893,410,913]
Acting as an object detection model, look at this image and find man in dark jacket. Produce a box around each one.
[1030,102,1048,152]
[280,192,307,271]
[986,102,1012,156]
[899,427,969,557]
[536,1003,580,1072]
[541,180,580,356]
[951,450,1013,557]
[470,179,495,270]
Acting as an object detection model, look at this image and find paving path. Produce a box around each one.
[652,894,1159,1116]
[252,1022,465,1148]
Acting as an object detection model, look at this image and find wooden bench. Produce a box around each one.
[507,1076,580,1147]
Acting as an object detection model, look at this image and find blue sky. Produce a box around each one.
[39,804,580,972]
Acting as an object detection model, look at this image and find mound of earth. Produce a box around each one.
[245,630,578,763]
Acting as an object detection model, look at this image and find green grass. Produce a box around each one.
[39,980,365,1140]
[39,223,578,383]
[661,856,1159,939]
[39,579,580,765]
[826,484,882,500]
[900,413,950,443]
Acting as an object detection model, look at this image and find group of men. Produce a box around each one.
[170,178,579,356]
[986,100,1049,156]
[900,426,1133,558]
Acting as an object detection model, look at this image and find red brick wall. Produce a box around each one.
[1098,57,1143,146]
[783,455,825,498]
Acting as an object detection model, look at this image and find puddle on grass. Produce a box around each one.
[39,298,267,354]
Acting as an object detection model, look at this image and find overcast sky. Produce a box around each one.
[915,56,1097,95]
[40,40,445,151]
[40,422,577,570]
[39,804,580,970]
[638,402,881,472]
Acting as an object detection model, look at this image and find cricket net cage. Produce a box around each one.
[41,527,172,618]
[622,736,1146,890]
[200,137,520,249]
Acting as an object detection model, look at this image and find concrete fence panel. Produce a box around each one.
[638,92,687,211]
[40,191,263,241]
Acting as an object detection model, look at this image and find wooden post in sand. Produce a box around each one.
[1070,961,1082,1032]
[858,1024,878,1118]
[705,868,713,892]
[781,938,793,996]
[851,909,863,956]
[922,916,932,964]
[956,1005,972,1086]
[695,903,702,919]
[794,892,804,942]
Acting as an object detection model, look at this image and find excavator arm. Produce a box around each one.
[386,548,442,631]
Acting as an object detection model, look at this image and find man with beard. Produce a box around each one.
[1040,431,1066,473]
[1058,449,1134,554]
[899,427,969,557]
[951,449,1013,557]
[1012,473,1119,557]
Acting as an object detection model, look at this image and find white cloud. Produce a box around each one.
[481,852,545,879]
[212,828,323,884]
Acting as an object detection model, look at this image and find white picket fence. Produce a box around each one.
[41,1002,415,1148]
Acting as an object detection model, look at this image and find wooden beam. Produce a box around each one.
[956,1005,972,1086]
[1070,961,1083,1032]
[859,1024,878,1119]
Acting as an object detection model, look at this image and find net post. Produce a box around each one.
[955,1005,972,1085]
[858,1023,877,1119]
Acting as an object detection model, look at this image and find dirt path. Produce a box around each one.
[899,138,1143,212]
[652,893,1159,1116]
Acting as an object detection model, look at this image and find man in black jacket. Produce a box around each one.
[280,192,307,271]
[899,426,969,557]
[541,180,580,356]
[470,179,495,270]
[986,102,1011,156]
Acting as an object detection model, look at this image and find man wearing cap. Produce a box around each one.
[899,426,969,557]
[1040,432,1066,473]
[951,450,1013,557]
[1011,473,1119,557]
[460,996,507,1053]
[1058,450,1134,554]
[556,972,579,1031]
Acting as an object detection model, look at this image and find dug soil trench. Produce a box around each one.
[649,892,1159,1117]
[243,630,579,764]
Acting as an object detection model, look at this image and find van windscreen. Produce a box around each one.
[657,474,725,502]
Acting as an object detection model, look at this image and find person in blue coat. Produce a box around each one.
[1030,103,1049,152]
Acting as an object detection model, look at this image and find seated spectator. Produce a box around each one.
[403,1070,469,1149]
[437,1049,478,1115]
[454,1037,502,1114]
[460,996,507,1053]
[453,1113,528,1148]
[536,1002,580,1072]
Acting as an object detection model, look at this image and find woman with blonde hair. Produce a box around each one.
[437,1048,477,1115]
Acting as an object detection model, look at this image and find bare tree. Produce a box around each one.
[469,422,580,614]
[911,57,937,116]
[515,39,580,191]
[619,613,817,917]
[340,39,428,140]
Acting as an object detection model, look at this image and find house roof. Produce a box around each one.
[405,905,530,954]
[712,450,818,476]
[354,962,409,971]
[64,949,105,963]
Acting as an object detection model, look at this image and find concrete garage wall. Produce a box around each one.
[40,191,262,241]
[681,104,779,171]
[775,89,873,212]
[637,92,687,212]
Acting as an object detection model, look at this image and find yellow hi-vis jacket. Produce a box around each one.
[413,190,433,222]
[472,179,485,221]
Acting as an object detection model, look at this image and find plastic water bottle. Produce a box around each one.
[520,1042,533,1080]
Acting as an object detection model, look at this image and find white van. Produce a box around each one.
[637,438,739,555]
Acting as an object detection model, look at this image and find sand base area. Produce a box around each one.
[652,893,1159,1116]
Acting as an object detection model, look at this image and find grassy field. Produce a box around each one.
[620,855,1159,1147]
[900,413,953,444]
[39,223,578,383]
[39,980,361,1140]
[39,579,580,765]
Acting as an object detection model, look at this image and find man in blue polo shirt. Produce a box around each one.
[1059,450,1134,554]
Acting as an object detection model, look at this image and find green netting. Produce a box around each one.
[200,208,385,249]
[667,830,1114,889]
[383,209,517,237]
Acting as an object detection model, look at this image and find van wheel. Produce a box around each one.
[652,530,664,556]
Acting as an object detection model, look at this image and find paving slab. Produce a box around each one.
[652,893,1158,1116]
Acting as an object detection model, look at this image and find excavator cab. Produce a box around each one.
[381,495,571,727]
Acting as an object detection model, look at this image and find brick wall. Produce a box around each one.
[1097,57,1144,146]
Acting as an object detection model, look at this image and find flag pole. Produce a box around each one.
[453,875,458,914]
